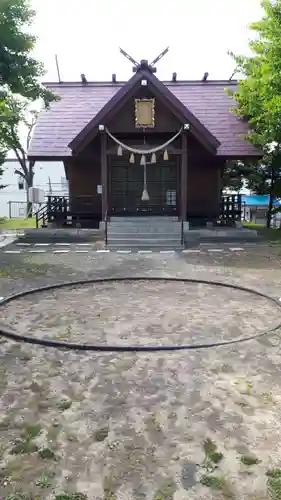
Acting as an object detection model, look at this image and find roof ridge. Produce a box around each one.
[43,80,238,88]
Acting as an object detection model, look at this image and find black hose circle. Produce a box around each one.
[0,277,281,352]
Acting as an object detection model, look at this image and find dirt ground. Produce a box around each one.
[1,243,281,500]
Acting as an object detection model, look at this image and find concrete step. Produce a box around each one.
[184,228,258,241]
[108,219,181,226]
[107,217,182,250]
[107,232,181,239]
[108,237,181,244]
[17,229,102,244]
[110,216,179,222]
[107,225,182,233]
[184,234,260,244]
[107,243,184,250]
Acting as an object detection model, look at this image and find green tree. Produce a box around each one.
[1,97,38,214]
[0,102,9,189]
[0,0,54,102]
[0,155,6,189]
[229,0,281,227]
[0,0,57,209]
[221,161,244,193]
[245,156,281,197]
[221,161,256,193]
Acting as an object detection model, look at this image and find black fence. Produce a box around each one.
[220,194,242,224]
[35,194,243,228]
[36,196,101,229]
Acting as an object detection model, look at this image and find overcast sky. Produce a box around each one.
[31,0,263,83]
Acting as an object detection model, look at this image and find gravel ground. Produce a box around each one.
[1,244,281,500]
[1,280,281,347]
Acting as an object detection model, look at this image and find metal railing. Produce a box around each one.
[180,217,184,246]
[105,205,108,246]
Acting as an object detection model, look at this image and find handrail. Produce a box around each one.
[104,205,108,246]
[178,214,184,246]
[35,204,48,228]
[179,215,184,246]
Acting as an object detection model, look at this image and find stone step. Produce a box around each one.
[107,229,181,236]
[108,221,181,226]
[107,232,181,239]
[107,217,182,249]
[108,224,181,232]
[107,243,184,250]
[110,216,179,222]
[108,236,181,243]
[16,229,102,244]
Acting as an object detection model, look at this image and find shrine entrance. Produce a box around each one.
[110,159,179,216]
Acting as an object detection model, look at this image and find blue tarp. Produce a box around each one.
[241,195,281,207]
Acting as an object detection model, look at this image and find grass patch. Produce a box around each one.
[65,430,78,442]
[54,494,88,500]
[36,473,53,488]
[153,477,177,500]
[10,439,38,455]
[243,222,281,242]
[240,454,260,466]
[0,217,36,229]
[200,474,234,498]
[4,495,34,500]
[94,428,109,442]
[10,423,42,455]
[145,413,163,433]
[0,268,15,277]
[38,447,56,460]
[243,222,266,229]
[267,469,281,478]
[133,485,147,500]
[103,476,117,500]
[200,474,226,489]
[267,477,281,499]
[0,367,7,385]
[0,262,52,278]
[211,363,232,374]
[47,422,62,442]
[244,380,253,395]
[18,351,33,362]
[261,391,275,404]
[202,438,224,472]
[57,399,72,411]
[22,423,42,440]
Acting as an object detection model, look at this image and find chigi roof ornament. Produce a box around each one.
[119,47,169,74]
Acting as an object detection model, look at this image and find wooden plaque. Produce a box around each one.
[135,99,155,128]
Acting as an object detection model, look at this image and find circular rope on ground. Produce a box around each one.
[0,277,281,352]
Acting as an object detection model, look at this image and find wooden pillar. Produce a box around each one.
[218,159,225,218]
[180,133,188,221]
[218,159,225,198]
[101,133,108,220]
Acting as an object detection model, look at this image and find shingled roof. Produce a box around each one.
[28,79,260,159]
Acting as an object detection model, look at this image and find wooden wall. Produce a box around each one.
[108,87,181,134]
[64,158,102,216]
[186,161,221,219]
[64,131,223,223]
